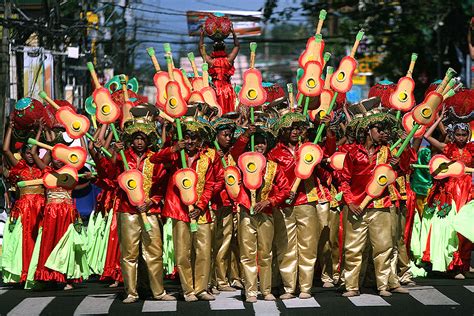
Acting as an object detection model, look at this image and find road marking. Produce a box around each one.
[73,294,117,315]
[408,287,459,305]
[348,294,391,306]
[142,300,177,312]
[464,285,474,293]
[7,297,55,316]
[0,287,9,295]
[209,291,245,310]
[253,300,279,315]
[282,297,321,308]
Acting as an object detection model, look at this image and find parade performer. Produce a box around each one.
[339,111,412,297]
[104,117,175,303]
[211,118,254,292]
[267,112,335,299]
[423,116,474,278]
[237,130,290,302]
[200,17,239,114]
[1,120,45,283]
[150,120,216,302]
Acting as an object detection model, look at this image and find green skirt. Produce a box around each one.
[1,216,23,283]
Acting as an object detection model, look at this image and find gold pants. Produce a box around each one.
[212,207,241,289]
[317,203,341,284]
[238,210,274,298]
[173,220,212,296]
[343,208,393,291]
[117,212,166,299]
[390,204,412,284]
[274,203,318,294]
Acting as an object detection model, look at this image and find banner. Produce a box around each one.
[186,10,262,37]
[23,47,54,99]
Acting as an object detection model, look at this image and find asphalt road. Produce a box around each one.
[1,275,474,315]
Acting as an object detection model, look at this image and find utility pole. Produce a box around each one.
[0,0,12,140]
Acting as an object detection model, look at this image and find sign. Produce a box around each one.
[23,47,54,99]
[352,75,367,85]
[187,10,262,37]
[356,55,382,75]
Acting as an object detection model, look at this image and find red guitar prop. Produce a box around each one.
[298,9,327,68]
[330,30,364,94]
[164,54,188,118]
[39,92,90,139]
[389,53,417,112]
[298,60,324,97]
[429,154,474,180]
[87,62,122,124]
[224,166,241,200]
[238,152,266,211]
[288,143,323,199]
[238,42,267,107]
[173,168,199,205]
[117,169,146,206]
[359,164,397,210]
[28,138,87,170]
[402,112,426,138]
[328,152,346,171]
[17,165,79,190]
[309,66,334,121]
[147,47,170,109]
[201,63,223,115]
[120,75,135,128]
[187,52,205,91]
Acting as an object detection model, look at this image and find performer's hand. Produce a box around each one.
[137,204,148,213]
[114,141,124,152]
[217,149,224,158]
[93,139,104,149]
[244,124,257,138]
[189,206,201,219]
[348,203,363,216]
[172,140,186,153]
[253,200,271,213]
[321,115,331,126]
[288,191,296,202]
[389,156,400,166]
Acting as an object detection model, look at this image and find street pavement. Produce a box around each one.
[1,276,474,315]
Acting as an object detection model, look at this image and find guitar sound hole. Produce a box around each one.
[398,92,408,102]
[246,162,257,173]
[101,104,111,115]
[169,98,177,109]
[336,72,346,82]
[421,108,432,118]
[247,89,258,100]
[304,153,314,164]
[377,175,388,186]
[182,178,192,189]
[68,153,79,163]
[306,78,316,88]
[127,179,137,190]
[226,175,236,185]
[72,121,82,131]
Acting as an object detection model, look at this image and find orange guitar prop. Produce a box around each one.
[389,53,417,112]
[238,42,267,107]
[429,154,474,180]
[164,54,188,118]
[173,168,199,206]
[38,91,90,139]
[309,66,334,121]
[402,112,426,138]
[27,138,87,170]
[201,63,223,115]
[298,60,324,97]
[147,47,170,109]
[187,52,205,91]
[117,169,146,206]
[359,164,397,210]
[298,9,327,68]
[17,165,79,190]
[238,152,266,212]
[224,166,242,200]
[87,62,121,124]
[330,30,364,94]
[163,44,191,102]
[328,152,346,171]
[412,68,456,126]
[287,143,323,202]
[119,75,135,128]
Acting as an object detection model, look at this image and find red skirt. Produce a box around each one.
[11,193,44,282]
[34,201,80,283]
[100,207,123,282]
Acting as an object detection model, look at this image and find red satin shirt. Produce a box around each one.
[150,147,214,223]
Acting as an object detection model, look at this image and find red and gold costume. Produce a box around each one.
[150,146,215,298]
[8,160,45,282]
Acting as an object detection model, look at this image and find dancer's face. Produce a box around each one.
[454,128,469,147]
[217,129,233,149]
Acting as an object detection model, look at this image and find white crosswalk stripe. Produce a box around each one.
[408,286,459,305]
[253,300,280,315]
[209,291,245,310]
[73,294,117,315]
[464,285,474,292]
[142,300,177,312]
[0,287,8,295]
[282,297,321,308]
[348,294,391,306]
[7,296,55,316]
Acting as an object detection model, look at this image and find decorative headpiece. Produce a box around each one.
[273,112,307,133]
